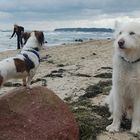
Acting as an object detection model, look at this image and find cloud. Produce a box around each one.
[0,0,140,30]
[0,12,13,20]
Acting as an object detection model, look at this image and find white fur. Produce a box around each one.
[106,22,140,134]
[0,31,41,88]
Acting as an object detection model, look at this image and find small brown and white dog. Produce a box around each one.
[106,22,140,134]
[0,31,44,88]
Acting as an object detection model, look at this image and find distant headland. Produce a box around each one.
[54,27,113,32]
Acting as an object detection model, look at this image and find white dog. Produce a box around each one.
[0,31,44,88]
[106,22,140,134]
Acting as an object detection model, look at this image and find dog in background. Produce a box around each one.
[106,22,140,134]
[0,31,44,88]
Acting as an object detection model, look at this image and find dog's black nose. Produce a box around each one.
[118,39,125,49]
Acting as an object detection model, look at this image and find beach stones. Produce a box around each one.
[0,86,79,140]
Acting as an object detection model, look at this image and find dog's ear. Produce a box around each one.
[34,31,44,46]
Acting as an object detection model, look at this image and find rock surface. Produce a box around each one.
[0,86,79,140]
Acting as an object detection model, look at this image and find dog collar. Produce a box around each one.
[120,56,140,64]
[26,49,40,62]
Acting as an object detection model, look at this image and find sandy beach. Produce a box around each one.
[0,39,139,139]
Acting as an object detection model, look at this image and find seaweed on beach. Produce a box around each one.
[64,79,113,139]
[82,80,112,98]
[71,73,92,78]
[66,97,111,140]
[121,117,131,130]
[94,72,112,79]
[98,67,112,70]
[3,82,22,87]
[57,64,65,67]
[65,79,132,139]
[31,78,42,84]
[45,69,66,78]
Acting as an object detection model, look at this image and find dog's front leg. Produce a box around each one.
[131,98,140,134]
[22,78,27,86]
[26,70,35,88]
[106,87,123,132]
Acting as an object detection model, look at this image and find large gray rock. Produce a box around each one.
[0,86,79,140]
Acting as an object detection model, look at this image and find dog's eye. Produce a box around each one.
[129,32,135,35]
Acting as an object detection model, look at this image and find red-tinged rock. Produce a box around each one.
[0,86,79,140]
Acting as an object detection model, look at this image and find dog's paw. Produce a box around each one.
[131,126,140,134]
[106,124,119,132]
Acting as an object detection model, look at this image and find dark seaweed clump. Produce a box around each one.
[94,73,112,79]
[3,82,22,87]
[65,80,113,140]
[82,80,112,98]
[67,97,111,140]
[45,69,66,78]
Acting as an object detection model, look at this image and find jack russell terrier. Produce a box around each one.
[0,31,44,88]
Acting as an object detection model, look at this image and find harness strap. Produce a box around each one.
[26,49,40,62]
[22,53,35,70]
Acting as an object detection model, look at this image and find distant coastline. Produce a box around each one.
[54,27,113,32]
[0,29,113,52]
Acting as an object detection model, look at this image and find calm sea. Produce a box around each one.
[0,30,113,52]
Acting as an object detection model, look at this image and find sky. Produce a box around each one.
[0,0,140,31]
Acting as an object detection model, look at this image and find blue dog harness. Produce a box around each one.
[22,53,35,69]
[21,49,40,70]
[26,49,40,62]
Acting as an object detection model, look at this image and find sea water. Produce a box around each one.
[0,30,113,52]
